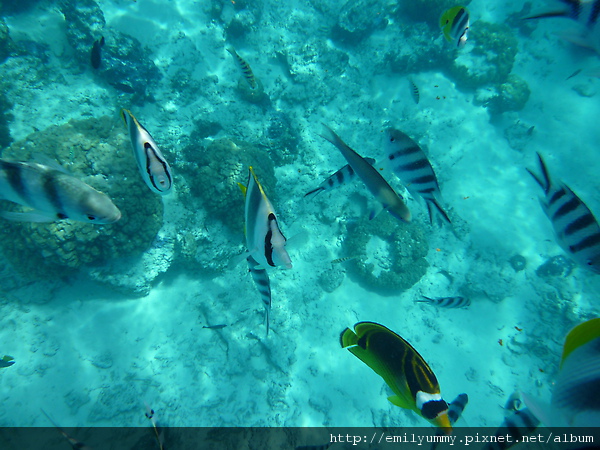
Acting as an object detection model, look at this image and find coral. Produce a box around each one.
[177,138,276,232]
[481,74,531,115]
[341,213,429,295]
[318,267,345,293]
[536,255,575,278]
[508,254,527,272]
[331,0,389,46]
[0,117,163,280]
[264,111,299,165]
[447,21,518,89]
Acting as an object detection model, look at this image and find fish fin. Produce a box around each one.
[560,318,600,367]
[319,123,347,149]
[2,355,14,362]
[526,152,551,193]
[304,187,324,198]
[556,28,598,51]
[340,327,359,348]
[238,182,247,197]
[228,250,250,270]
[387,395,414,410]
[416,296,434,303]
[426,199,451,225]
[0,211,57,222]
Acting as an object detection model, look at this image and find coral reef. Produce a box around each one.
[264,111,299,166]
[331,0,389,46]
[0,117,163,279]
[480,74,531,115]
[508,254,527,272]
[341,213,429,295]
[536,255,576,278]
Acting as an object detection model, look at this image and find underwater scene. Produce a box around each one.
[0,0,599,442]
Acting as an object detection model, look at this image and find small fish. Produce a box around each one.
[408,78,420,104]
[0,160,121,223]
[41,408,94,450]
[566,68,582,80]
[320,124,411,223]
[416,296,470,308]
[227,47,258,90]
[0,355,14,368]
[331,256,358,264]
[247,255,272,336]
[527,153,600,274]
[384,128,450,224]
[90,36,105,69]
[304,158,376,198]
[341,322,452,433]
[239,166,292,269]
[202,324,227,330]
[121,109,173,195]
[440,6,470,48]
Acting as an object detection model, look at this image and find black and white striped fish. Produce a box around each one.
[247,255,272,336]
[432,393,468,450]
[384,128,450,224]
[121,109,173,195]
[416,296,470,308]
[527,152,600,274]
[408,78,420,104]
[227,47,258,90]
[304,158,376,198]
[0,160,121,223]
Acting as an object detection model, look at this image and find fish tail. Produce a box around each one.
[264,304,270,336]
[319,123,348,151]
[417,296,434,303]
[527,152,551,194]
[426,199,451,225]
[340,326,359,348]
[304,187,324,198]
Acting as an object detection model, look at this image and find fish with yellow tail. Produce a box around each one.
[440,6,470,48]
[121,109,173,195]
[320,124,411,223]
[523,318,600,427]
[227,47,258,90]
[0,160,121,223]
[340,322,452,433]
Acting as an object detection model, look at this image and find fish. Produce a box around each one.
[341,322,452,433]
[0,159,121,223]
[483,407,540,450]
[522,318,600,427]
[226,47,258,90]
[320,124,411,223]
[121,109,173,195]
[41,408,94,450]
[566,68,583,80]
[304,158,376,198]
[202,324,228,330]
[431,393,468,450]
[0,355,14,368]
[440,6,470,48]
[416,296,470,308]
[90,36,104,69]
[331,256,358,264]
[239,166,292,269]
[247,255,272,335]
[384,128,450,224]
[408,78,420,104]
[527,152,600,274]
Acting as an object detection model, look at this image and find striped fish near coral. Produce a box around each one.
[384,128,450,224]
[304,158,376,198]
[440,6,470,48]
[227,47,258,90]
[121,109,173,195]
[527,152,600,274]
[0,159,121,223]
[416,296,470,308]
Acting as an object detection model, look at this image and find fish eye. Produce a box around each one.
[87,215,97,221]
[390,137,395,142]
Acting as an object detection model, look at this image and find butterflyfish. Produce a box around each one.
[384,128,450,224]
[320,124,411,223]
[0,160,121,223]
[121,109,173,195]
[440,6,470,48]
[340,322,452,433]
[527,153,600,274]
[240,166,292,269]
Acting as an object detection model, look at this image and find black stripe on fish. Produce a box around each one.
[41,170,65,218]
[552,196,581,220]
[264,213,277,267]
[569,232,600,254]
[3,161,29,204]
[549,187,567,205]
[336,168,345,184]
[389,146,420,158]
[144,143,172,193]
[420,187,437,194]
[413,174,437,185]
[397,159,430,171]
[564,213,596,236]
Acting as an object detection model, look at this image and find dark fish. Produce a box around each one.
[304,158,376,198]
[408,78,420,104]
[416,296,470,308]
[247,255,272,336]
[90,36,105,69]
[527,153,600,274]
[202,324,227,330]
[0,355,14,368]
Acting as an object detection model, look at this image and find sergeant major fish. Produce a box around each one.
[527,152,600,274]
[227,47,258,90]
[304,158,376,198]
[440,6,470,48]
[121,109,173,195]
[320,124,411,223]
[384,128,451,224]
[416,296,470,308]
[0,160,121,223]
[341,322,452,433]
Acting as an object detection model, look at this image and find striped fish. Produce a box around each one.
[416,296,470,308]
[0,160,121,223]
[483,407,540,450]
[440,6,470,48]
[320,124,411,223]
[432,393,468,450]
[240,167,292,269]
[384,128,450,224]
[121,109,173,195]
[408,78,420,104]
[331,256,358,264]
[247,255,272,336]
[527,152,600,274]
[227,47,258,90]
[304,158,376,198]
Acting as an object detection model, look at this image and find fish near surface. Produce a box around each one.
[0,160,121,223]
[341,322,452,433]
[440,6,470,48]
[384,128,450,224]
[121,109,173,195]
[319,124,411,223]
[527,152,600,274]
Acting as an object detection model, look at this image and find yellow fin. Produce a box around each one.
[238,182,247,197]
[561,318,600,368]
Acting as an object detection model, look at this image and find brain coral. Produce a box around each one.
[341,213,429,295]
[0,116,163,279]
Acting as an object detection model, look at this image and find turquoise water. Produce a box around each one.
[0,0,598,435]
